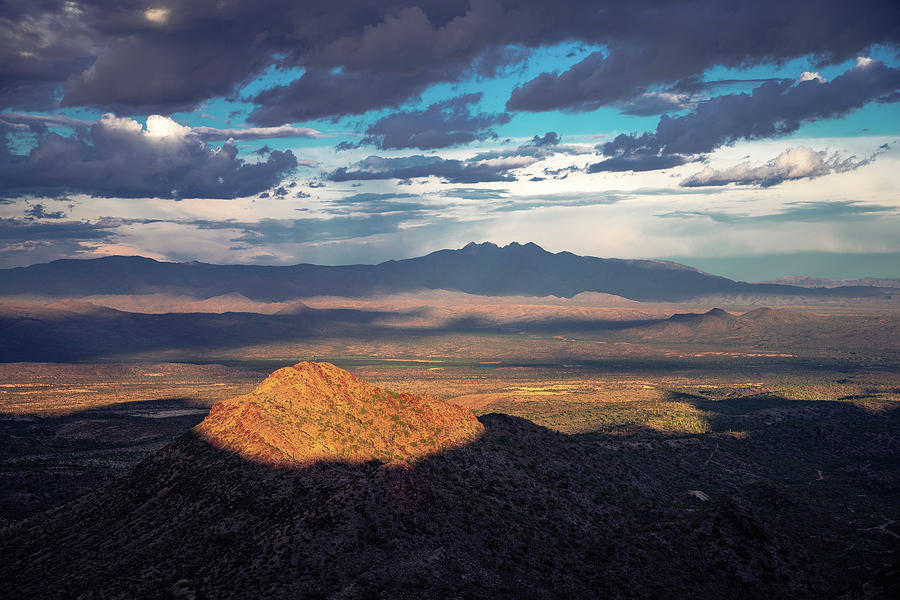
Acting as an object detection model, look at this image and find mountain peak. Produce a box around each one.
[503,241,545,251]
[462,241,499,251]
[194,361,483,466]
[460,241,548,253]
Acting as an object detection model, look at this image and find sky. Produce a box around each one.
[1,1,899,281]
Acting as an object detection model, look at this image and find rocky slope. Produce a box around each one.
[195,361,483,465]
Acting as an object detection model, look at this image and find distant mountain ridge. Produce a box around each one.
[759,275,900,289]
[626,307,824,341]
[0,242,894,302]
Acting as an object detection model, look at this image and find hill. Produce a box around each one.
[0,301,390,362]
[0,242,894,302]
[196,361,482,465]
[626,307,824,341]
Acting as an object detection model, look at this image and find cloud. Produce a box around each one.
[507,50,645,112]
[587,153,694,173]
[190,213,426,245]
[0,112,94,131]
[506,2,900,114]
[249,67,450,125]
[0,114,298,199]
[438,187,509,200]
[0,215,126,266]
[246,1,532,123]
[326,192,432,214]
[656,200,897,223]
[342,93,510,150]
[191,124,324,141]
[490,191,625,213]
[0,216,121,242]
[467,138,589,163]
[329,132,594,183]
[614,91,699,117]
[5,1,898,119]
[529,131,560,147]
[327,154,519,184]
[681,146,882,187]
[592,59,900,172]
[0,112,323,141]
[24,203,66,219]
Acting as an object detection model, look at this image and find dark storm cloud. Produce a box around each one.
[249,68,450,125]
[587,153,694,173]
[328,155,518,184]
[0,115,298,199]
[506,1,900,114]
[340,93,510,150]
[0,216,120,241]
[1,0,289,113]
[614,92,699,117]
[24,203,66,219]
[656,201,897,224]
[529,132,560,147]
[591,60,900,173]
[6,1,898,120]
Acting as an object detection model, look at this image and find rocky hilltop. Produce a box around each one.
[195,361,482,465]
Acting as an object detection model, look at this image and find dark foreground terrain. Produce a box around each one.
[2,360,898,599]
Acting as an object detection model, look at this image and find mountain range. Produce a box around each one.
[1,242,895,302]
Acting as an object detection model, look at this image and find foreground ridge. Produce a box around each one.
[195,361,483,465]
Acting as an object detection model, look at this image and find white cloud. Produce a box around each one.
[798,71,826,83]
[145,114,190,139]
[0,112,324,141]
[144,8,170,25]
[681,146,880,188]
[98,113,143,134]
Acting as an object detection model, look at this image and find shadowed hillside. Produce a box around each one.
[3,301,898,363]
[625,307,822,339]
